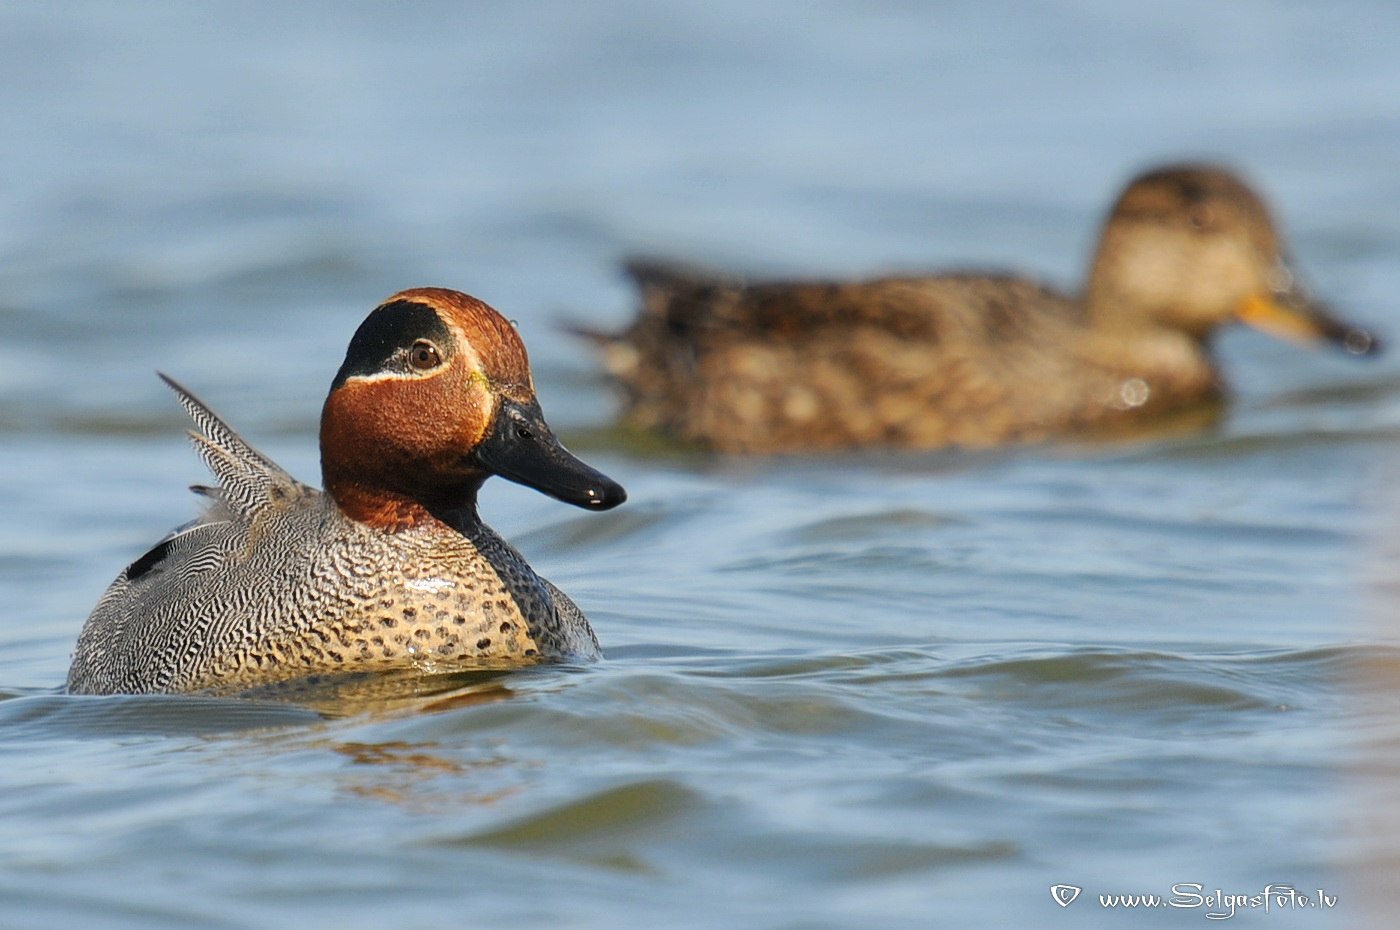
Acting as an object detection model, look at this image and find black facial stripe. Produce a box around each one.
[331,300,455,388]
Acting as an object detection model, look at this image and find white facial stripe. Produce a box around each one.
[341,368,446,385]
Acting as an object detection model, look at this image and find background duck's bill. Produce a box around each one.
[1238,293,1379,356]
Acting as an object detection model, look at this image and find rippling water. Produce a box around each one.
[4,2,1400,927]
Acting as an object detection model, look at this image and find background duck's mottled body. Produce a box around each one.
[68,289,625,695]
[591,164,1378,453]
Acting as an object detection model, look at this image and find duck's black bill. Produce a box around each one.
[473,398,626,510]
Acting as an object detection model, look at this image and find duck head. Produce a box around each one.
[320,288,626,529]
[1084,164,1377,356]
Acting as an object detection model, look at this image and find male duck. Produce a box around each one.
[68,288,626,695]
[587,164,1379,453]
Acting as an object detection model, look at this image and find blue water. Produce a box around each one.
[3,2,1400,927]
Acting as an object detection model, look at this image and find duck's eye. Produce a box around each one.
[409,340,442,371]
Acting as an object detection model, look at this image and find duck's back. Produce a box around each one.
[67,490,324,694]
[606,260,1216,452]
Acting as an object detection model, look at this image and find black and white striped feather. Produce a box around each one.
[159,373,309,519]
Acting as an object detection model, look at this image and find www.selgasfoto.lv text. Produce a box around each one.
[1053,883,1337,919]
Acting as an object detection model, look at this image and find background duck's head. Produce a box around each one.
[1084,163,1377,356]
[320,288,625,529]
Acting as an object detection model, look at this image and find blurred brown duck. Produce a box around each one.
[584,164,1379,454]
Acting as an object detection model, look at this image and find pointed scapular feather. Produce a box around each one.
[159,373,307,519]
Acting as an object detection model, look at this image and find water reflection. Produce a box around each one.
[230,666,522,718]
[333,739,520,808]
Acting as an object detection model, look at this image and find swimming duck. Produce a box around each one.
[67,288,626,695]
[585,164,1379,453]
